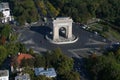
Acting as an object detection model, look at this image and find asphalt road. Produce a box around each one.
[15,22,110,80]
[16,23,109,57]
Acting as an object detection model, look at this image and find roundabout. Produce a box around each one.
[46,34,78,44]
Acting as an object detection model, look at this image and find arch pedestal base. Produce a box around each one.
[46,34,78,44]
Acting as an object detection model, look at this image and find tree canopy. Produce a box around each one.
[86,48,120,80]
[1,0,119,26]
[39,0,120,25]
[7,0,39,25]
[18,48,80,80]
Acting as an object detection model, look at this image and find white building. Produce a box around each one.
[34,68,57,78]
[0,70,9,80]
[15,73,30,80]
[0,2,13,23]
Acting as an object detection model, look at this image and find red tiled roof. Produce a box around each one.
[17,53,33,64]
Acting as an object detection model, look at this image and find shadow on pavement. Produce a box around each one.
[30,26,52,36]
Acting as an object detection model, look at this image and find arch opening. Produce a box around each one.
[59,27,67,38]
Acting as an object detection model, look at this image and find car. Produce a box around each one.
[82,26,86,29]
[94,31,98,35]
[116,42,120,45]
[103,39,106,42]
[88,50,94,54]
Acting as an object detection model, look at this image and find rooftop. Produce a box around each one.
[34,68,57,78]
[17,53,33,64]
[56,17,71,20]
[0,2,9,12]
[0,70,9,77]
[53,17,73,23]
[15,73,30,80]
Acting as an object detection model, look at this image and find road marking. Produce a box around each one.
[69,48,99,52]
[68,50,81,58]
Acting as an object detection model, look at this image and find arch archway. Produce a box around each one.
[59,27,67,38]
[52,18,73,41]
[46,17,78,44]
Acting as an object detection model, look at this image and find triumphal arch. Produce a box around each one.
[46,17,78,44]
[53,17,73,41]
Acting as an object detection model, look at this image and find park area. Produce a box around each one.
[88,22,120,42]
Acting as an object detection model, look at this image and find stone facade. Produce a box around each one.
[52,17,73,41]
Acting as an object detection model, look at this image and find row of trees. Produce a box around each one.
[35,0,59,18]
[0,24,11,65]
[1,0,119,26]
[86,47,120,80]
[0,23,27,66]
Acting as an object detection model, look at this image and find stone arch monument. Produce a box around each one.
[46,17,78,44]
[53,18,72,41]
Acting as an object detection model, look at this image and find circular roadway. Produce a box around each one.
[17,23,110,58]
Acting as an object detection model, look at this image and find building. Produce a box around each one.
[34,68,57,78]
[11,53,34,65]
[0,70,9,80]
[11,53,34,72]
[15,73,30,80]
[0,2,14,23]
[16,53,33,65]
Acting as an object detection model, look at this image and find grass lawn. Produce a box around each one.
[88,22,120,41]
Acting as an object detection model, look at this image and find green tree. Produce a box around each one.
[6,43,19,55]
[0,12,3,17]
[28,48,34,54]
[9,32,18,42]
[34,54,46,67]
[0,36,6,45]
[46,1,59,17]
[23,67,35,80]
[36,0,47,17]
[10,0,39,25]
[61,72,80,80]
[86,52,120,80]
[1,24,11,39]
[45,48,73,74]
[0,46,7,65]
[21,58,34,67]
[56,55,73,74]
[19,43,27,53]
